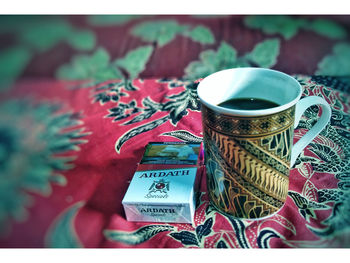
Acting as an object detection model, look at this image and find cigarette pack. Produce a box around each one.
[122,142,203,224]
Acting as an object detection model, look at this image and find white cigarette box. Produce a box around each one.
[122,142,202,224]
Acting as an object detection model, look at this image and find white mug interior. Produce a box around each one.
[197,67,303,116]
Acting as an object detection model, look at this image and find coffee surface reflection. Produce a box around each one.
[218,98,279,110]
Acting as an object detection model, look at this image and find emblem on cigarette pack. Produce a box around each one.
[149,179,169,193]
[145,179,170,199]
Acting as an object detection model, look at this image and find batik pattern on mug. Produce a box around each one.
[202,105,296,219]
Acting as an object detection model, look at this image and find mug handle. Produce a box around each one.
[290,96,332,167]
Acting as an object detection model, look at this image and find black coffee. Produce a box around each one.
[218,98,279,110]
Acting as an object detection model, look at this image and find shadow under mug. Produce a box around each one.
[197,68,332,219]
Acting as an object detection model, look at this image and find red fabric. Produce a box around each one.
[1,76,349,248]
[10,15,350,79]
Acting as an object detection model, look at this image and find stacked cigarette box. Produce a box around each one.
[122,142,203,224]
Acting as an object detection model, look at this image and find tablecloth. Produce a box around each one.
[0,15,350,248]
[0,75,349,248]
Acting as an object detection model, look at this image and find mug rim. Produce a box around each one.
[197,67,303,117]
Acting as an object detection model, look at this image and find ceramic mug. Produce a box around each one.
[197,68,331,219]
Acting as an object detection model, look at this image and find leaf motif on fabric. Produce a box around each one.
[169,231,199,246]
[186,25,215,44]
[302,180,319,202]
[5,17,97,53]
[245,38,280,68]
[244,15,346,40]
[184,39,279,80]
[121,97,159,125]
[107,100,141,122]
[131,20,215,47]
[295,122,350,175]
[184,41,238,80]
[161,130,203,143]
[113,82,201,153]
[115,45,154,79]
[289,191,331,210]
[0,46,32,90]
[308,142,346,173]
[312,134,344,159]
[215,42,238,67]
[288,191,331,223]
[297,162,314,179]
[92,80,136,105]
[316,43,350,76]
[163,83,200,125]
[306,19,347,39]
[156,78,193,89]
[104,225,175,245]
[67,30,96,51]
[56,48,123,82]
[195,217,213,242]
[115,116,170,153]
[131,20,187,47]
[244,15,307,39]
[45,202,84,248]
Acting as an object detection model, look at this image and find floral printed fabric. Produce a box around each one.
[0,15,350,248]
[1,15,350,89]
[0,75,349,248]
